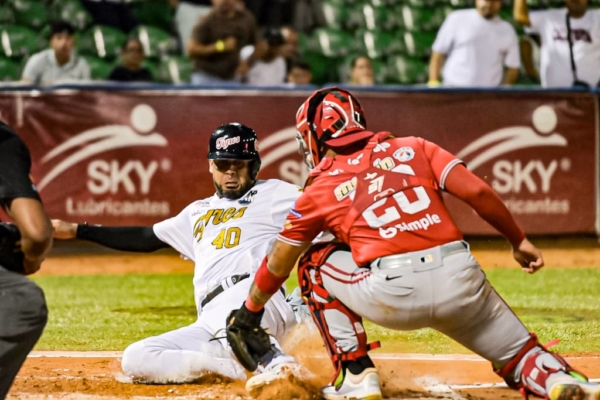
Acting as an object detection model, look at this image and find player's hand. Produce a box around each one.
[51,219,78,239]
[226,304,272,371]
[512,238,544,274]
[22,256,43,275]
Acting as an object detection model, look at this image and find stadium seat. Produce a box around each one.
[10,0,47,31]
[156,55,193,83]
[129,0,174,33]
[353,4,402,31]
[0,25,43,58]
[48,0,93,31]
[319,0,353,30]
[77,25,127,59]
[142,59,159,80]
[303,51,339,84]
[83,55,115,80]
[355,29,405,58]
[306,28,352,58]
[399,5,444,31]
[386,55,428,84]
[133,25,177,59]
[402,31,436,58]
[0,56,21,81]
[0,4,16,25]
[404,0,438,8]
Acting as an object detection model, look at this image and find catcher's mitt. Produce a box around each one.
[226,304,273,372]
[0,222,24,273]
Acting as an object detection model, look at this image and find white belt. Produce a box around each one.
[375,241,469,272]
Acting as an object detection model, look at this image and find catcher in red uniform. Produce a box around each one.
[226,87,600,400]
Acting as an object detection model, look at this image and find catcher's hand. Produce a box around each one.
[226,304,272,372]
[0,222,25,274]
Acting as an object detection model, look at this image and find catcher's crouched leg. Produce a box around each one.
[298,243,382,400]
[495,333,600,399]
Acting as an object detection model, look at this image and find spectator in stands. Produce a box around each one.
[81,0,138,33]
[21,21,90,86]
[281,26,301,73]
[108,38,153,82]
[514,0,600,87]
[188,0,257,85]
[428,0,520,87]
[171,0,212,55]
[240,28,286,86]
[286,60,312,85]
[348,56,375,86]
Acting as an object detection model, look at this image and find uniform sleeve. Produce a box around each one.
[153,203,195,261]
[421,138,464,190]
[277,190,325,246]
[432,12,457,55]
[528,10,549,34]
[504,26,521,69]
[0,130,41,209]
[21,53,43,84]
[270,181,303,229]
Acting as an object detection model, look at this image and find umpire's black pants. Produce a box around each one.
[0,267,47,399]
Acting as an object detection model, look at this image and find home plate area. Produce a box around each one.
[10,352,600,399]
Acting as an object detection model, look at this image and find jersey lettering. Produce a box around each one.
[193,207,248,241]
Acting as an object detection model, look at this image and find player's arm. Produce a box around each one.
[513,0,531,26]
[5,198,52,275]
[428,51,446,86]
[52,220,169,252]
[245,240,311,310]
[444,164,543,273]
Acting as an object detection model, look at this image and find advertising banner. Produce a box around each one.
[0,89,596,234]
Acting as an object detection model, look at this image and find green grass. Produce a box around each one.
[31,268,600,353]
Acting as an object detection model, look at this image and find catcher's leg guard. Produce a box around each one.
[298,242,381,387]
[495,333,597,399]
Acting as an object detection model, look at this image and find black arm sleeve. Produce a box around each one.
[76,224,170,253]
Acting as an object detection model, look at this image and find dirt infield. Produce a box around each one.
[9,241,600,399]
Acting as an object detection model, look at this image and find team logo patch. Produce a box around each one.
[334,177,357,201]
[238,190,257,205]
[393,147,415,162]
[216,136,241,150]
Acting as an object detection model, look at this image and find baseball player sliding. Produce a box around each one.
[225,87,600,400]
[52,123,310,392]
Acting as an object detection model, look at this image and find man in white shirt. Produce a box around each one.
[240,28,287,86]
[514,0,600,87]
[428,0,520,87]
[51,123,310,393]
[21,21,90,86]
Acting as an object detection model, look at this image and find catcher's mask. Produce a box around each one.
[208,122,261,180]
[295,87,369,170]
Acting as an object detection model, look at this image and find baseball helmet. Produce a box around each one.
[207,122,261,179]
[295,87,369,170]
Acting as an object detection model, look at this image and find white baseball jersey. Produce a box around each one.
[153,179,302,311]
[433,9,520,87]
[528,9,600,87]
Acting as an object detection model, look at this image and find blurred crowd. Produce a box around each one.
[1,0,599,88]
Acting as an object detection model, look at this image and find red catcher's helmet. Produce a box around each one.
[295,87,370,170]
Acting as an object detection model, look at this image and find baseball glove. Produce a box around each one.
[226,304,273,372]
[0,222,24,273]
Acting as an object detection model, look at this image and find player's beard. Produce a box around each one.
[214,180,255,200]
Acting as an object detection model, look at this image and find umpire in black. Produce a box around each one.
[0,121,52,399]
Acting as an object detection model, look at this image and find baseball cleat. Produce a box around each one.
[245,362,313,393]
[322,367,383,400]
[548,373,600,400]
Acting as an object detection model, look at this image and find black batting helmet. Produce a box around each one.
[207,123,261,179]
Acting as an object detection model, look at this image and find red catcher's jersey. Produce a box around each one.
[277,132,465,266]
